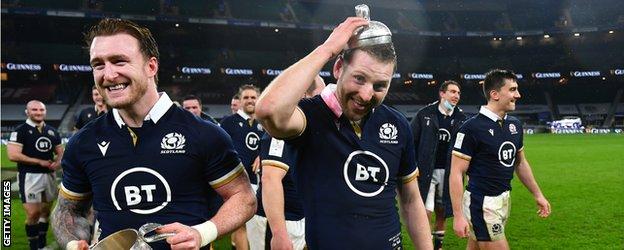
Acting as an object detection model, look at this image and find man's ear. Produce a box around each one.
[333,56,344,80]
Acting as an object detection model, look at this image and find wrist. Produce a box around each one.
[314,45,337,61]
[66,240,80,250]
[191,220,218,247]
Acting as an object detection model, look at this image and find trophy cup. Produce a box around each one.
[348,4,393,49]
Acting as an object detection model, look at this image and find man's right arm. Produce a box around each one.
[255,17,369,139]
[449,155,469,238]
[51,195,93,250]
[7,143,51,168]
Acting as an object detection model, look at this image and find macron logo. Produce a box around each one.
[98,141,110,156]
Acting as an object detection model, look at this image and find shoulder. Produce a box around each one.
[505,115,523,128]
[13,123,28,132]
[379,104,410,124]
[458,115,481,132]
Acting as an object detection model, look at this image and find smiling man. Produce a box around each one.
[410,80,466,250]
[449,69,551,250]
[8,100,63,250]
[255,17,432,249]
[51,19,256,250]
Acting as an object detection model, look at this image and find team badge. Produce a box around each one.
[48,130,55,136]
[343,150,389,197]
[379,123,398,144]
[509,124,518,134]
[238,122,243,127]
[492,224,503,235]
[488,129,494,136]
[256,123,263,131]
[160,132,186,154]
[29,130,33,134]
[87,113,92,118]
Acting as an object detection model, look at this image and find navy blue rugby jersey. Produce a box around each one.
[434,110,454,169]
[220,110,264,184]
[287,94,418,249]
[8,119,61,173]
[256,133,304,221]
[60,93,243,248]
[452,106,524,196]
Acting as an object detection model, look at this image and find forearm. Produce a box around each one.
[51,196,93,247]
[399,183,433,249]
[516,160,544,198]
[262,179,288,236]
[256,46,332,135]
[449,166,465,218]
[9,152,45,166]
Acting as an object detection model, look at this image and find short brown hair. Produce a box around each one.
[341,43,397,69]
[183,95,202,106]
[483,69,517,100]
[85,19,160,82]
[439,80,460,92]
[237,84,260,97]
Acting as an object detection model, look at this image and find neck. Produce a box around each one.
[118,89,159,127]
[438,101,452,115]
[96,103,107,112]
[29,119,43,126]
[486,103,506,119]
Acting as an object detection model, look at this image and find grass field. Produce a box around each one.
[2,134,623,249]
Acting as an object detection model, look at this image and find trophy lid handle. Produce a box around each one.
[355,4,370,21]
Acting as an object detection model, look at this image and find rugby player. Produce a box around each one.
[8,100,64,250]
[74,86,108,130]
[255,17,432,249]
[51,18,256,250]
[450,69,551,250]
[410,80,466,249]
[220,84,264,250]
[250,75,325,250]
[182,94,219,124]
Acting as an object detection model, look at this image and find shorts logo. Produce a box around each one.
[438,128,451,142]
[492,223,503,235]
[498,141,517,167]
[110,167,172,214]
[245,132,260,150]
[28,193,36,200]
[343,150,389,197]
[379,123,398,144]
[160,132,186,154]
[35,137,52,152]
[509,124,518,134]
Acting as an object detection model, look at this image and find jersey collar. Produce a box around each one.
[25,118,44,128]
[479,106,507,122]
[236,109,252,121]
[321,84,342,118]
[112,92,174,128]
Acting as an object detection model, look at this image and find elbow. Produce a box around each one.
[7,154,18,162]
[254,97,274,122]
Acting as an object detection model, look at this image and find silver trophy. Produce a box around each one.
[348,4,393,49]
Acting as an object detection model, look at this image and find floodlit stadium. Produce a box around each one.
[1,0,622,249]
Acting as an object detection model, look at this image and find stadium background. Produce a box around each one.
[1,0,622,249]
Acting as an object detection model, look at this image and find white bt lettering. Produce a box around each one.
[355,164,381,182]
[124,184,157,206]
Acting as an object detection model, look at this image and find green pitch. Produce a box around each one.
[2,134,623,249]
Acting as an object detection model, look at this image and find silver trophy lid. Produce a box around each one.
[348,4,393,49]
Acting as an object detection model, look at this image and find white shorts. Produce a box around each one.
[247,215,306,250]
[462,190,511,241]
[425,169,445,212]
[18,172,58,203]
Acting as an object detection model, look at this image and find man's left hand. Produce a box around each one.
[535,196,551,218]
[156,222,202,250]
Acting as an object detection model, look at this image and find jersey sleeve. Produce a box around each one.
[259,134,296,173]
[518,122,524,151]
[284,98,315,147]
[451,124,476,161]
[59,135,92,200]
[399,120,418,184]
[8,126,25,146]
[202,124,244,189]
[51,128,62,147]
